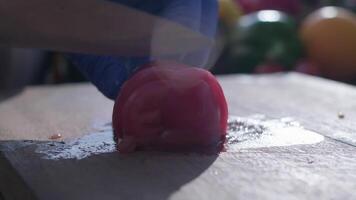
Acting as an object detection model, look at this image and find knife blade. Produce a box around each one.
[0,0,214,60]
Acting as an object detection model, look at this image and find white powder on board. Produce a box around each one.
[34,115,324,160]
[35,124,116,160]
[225,115,324,151]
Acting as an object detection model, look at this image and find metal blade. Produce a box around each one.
[0,0,214,58]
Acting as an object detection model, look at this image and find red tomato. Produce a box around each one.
[300,7,356,80]
[112,61,228,153]
[235,0,301,16]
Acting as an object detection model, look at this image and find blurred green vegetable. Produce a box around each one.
[214,10,303,74]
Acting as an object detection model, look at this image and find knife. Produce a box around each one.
[0,0,215,60]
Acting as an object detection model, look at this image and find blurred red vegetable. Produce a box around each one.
[235,0,302,16]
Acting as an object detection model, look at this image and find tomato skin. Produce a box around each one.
[112,61,228,153]
[300,7,356,80]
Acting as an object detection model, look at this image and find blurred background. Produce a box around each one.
[0,0,356,91]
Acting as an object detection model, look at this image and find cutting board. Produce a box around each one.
[1,73,356,200]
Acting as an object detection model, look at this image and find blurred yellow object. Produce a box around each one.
[300,7,356,80]
[219,0,242,27]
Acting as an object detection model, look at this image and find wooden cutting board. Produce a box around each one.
[1,73,356,200]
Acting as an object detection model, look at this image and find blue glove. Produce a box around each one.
[67,0,218,100]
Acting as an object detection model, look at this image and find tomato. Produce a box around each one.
[235,0,301,16]
[112,61,228,153]
[300,7,356,80]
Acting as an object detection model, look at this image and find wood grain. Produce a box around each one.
[1,139,356,200]
[0,83,113,141]
[221,73,356,146]
[1,73,356,200]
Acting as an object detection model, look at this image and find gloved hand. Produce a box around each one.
[66,0,218,100]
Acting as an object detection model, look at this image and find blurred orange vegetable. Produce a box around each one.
[300,7,356,80]
[219,0,242,27]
